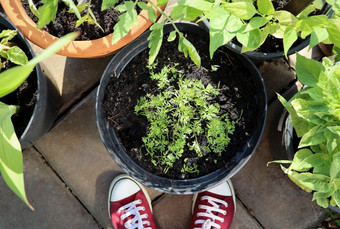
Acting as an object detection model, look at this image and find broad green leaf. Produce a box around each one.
[178,36,201,67]
[298,5,316,19]
[283,26,298,57]
[236,29,262,51]
[292,172,330,192]
[296,20,313,39]
[310,27,329,50]
[171,5,202,21]
[330,152,340,180]
[209,6,242,58]
[173,0,213,12]
[148,7,157,23]
[257,0,275,15]
[324,128,340,154]
[137,2,149,10]
[333,190,340,208]
[295,54,324,87]
[6,47,28,66]
[111,2,138,44]
[299,125,326,148]
[327,23,340,48]
[274,10,298,26]
[167,31,176,42]
[37,0,59,29]
[269,23,286,38]
[316,196,330,208]
[147,22,164,65]
[0,103,32,210]
[0,33,77,97]
[289,149,326,172]
[281,166,312,192]
[243,16,268,32]
[101,0,119,11]
[0,30,17,42]
[223,1,257,20]
[158,0,168,6]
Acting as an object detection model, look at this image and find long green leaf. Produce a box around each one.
[148,22,164,65]
[0,32,78,98]
[0,103,33,210]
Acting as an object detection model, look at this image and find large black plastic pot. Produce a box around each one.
[0,12,58,149]
[201,3,331,60]
[96,22,267,194]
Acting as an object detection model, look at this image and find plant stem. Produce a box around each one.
[282,0,314,16]
[146,0,182,35]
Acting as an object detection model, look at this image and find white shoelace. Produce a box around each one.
[118,199,152,229]
[193,195,228,229]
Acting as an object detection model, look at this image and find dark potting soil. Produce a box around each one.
[22,0,145,41]
[102,33,259,179]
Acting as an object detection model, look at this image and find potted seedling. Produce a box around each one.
[269,54,340,210]
[166,0,339,59]
[96,22,267,193]
[0,0,165,58]
[0,12,77,209]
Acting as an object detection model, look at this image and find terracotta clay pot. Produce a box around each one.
[0,0,163,58]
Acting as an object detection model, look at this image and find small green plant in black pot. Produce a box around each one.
[134,63,236,174]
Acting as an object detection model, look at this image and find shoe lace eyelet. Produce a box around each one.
[138,199,142,204]
[221,218,224,223]
[142,207,145,211]
[198,205,202,209]
[120,216,124,220]
[223,210,227,215]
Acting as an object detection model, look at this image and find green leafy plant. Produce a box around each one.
[134,63,235,174]
[269,54,340,209]
[0,30,28,67]
[111,0,340,67]
[27,0,82,29]
[0,32,77,209]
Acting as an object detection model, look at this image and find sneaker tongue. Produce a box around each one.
[202,219,212,229]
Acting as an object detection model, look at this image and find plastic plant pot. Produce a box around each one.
[96,22,267,194]
[0,12,58,149]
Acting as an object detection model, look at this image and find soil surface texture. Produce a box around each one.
[102,31,260,179]
[22,0,145,41]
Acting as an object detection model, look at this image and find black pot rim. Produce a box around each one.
[96,22,267,194]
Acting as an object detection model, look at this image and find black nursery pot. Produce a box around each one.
[0,13,58,149]
[96,22,267,194]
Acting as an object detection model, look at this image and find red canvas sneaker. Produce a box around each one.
[190,180,236,229]
[108,174,157,229]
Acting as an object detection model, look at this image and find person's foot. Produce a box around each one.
[190,180,236,229]
[108,174,157,229]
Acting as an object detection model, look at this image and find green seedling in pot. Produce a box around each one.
[269,54,340,209]
[0,32,77,210]
[135,62,236,174]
